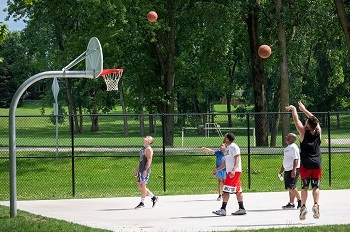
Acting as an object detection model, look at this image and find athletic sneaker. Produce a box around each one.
[299,205,308,220]
[297,200,302,209]
[282,202,295,210]
[217,195,222,201]
[212,208,226,216]
[151,196,158,208]
[312,204,320,219]
[231,209,247,215]
[135,202,144,209]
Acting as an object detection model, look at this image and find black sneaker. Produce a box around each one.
[282,202,295,210]
[135,202,144,209]
[297,200,302,209]
[151,196,158,208]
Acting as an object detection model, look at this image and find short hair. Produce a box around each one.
[288,133,297,142]
[288,133,297,138]
[225,133,235,142]
[307,116,319,130]
[146,136,154,144]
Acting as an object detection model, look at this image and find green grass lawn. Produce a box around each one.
[0,205,110,232]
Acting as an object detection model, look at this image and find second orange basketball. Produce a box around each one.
[147,11,158,22]
[258,45,272,59]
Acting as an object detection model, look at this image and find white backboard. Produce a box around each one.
[85,37,103,78]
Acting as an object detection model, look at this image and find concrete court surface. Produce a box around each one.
[1,189,350,232]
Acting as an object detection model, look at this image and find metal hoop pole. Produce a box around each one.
[9,70,94,217]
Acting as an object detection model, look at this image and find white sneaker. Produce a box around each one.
[312,204,320,219]
[231,209,247,215]
[299,205,308,220]
[212,208,226,216]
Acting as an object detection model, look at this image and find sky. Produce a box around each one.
[0,2,26,31]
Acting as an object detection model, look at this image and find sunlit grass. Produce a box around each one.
[0,205,110,232]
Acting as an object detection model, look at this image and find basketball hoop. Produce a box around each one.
[99,69,123,91]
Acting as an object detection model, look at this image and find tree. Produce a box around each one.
[243,0,268,146]
[154,0,176,145]
[0,22,9,44]
[334,0,350,60]
[4,0,350,145]
[0,31,33,107]
[273,0,290,146]
[7,0,125,133]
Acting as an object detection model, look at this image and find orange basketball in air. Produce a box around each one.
[258,45,272,59]
[147,11,158,22]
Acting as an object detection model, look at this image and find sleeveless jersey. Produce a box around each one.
[300,130,322,169]
[138,146,151,173]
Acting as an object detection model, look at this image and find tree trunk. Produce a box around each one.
[78,104,83,133]
[139,93,145,137]
[163,0,176,146]
[336,113,340,129]
[245,0,268,146]
[334,0,350,60]
[192,89,201,114]
[119,79,129,136]
[274,0,290,146]
[226,95,233,128]
[149,114,155,134]
[65,78,81,133]
[226,58,240,127]
[270,86,281,147]
[90,108,99,132]
[192,90,203,129]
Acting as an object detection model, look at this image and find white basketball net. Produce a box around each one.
[101,70,123,91]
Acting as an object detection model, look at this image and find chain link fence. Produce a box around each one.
[1,112,350,200]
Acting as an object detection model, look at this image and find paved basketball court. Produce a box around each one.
[1,189,350,231]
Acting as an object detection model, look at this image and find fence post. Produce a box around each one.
[162,113,166,192]
[247,112,251,189]
[70,114,76,197]
[327,112,331,186]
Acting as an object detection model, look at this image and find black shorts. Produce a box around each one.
[284,169,300,189]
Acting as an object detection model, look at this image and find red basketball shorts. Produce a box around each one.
[223,172,242,194]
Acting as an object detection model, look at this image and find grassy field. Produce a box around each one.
[2,101,350,148]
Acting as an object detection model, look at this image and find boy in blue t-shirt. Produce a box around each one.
[199,144,226,201]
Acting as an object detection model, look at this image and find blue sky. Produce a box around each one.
[0,2,26,31]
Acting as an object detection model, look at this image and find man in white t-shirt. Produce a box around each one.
[279,133,301,210]
[212,133,246,216]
